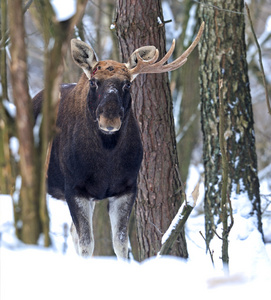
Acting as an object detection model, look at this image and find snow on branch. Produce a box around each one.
[158,181,200,256]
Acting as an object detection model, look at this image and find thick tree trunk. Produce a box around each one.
[198,0,263,248]
[115,0,188,260]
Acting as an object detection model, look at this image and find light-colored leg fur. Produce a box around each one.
[108,194,133,259]
[70,198,95,257]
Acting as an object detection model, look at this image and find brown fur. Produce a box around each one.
[32,40,144,258]
[91,61,131,81]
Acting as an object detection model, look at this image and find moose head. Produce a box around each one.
[70,22,204,134]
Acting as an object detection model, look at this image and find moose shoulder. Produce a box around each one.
[32,23,204,259]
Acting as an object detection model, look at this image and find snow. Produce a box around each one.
[50,0,76,22]
[1,164,271,299]
[161,200,189,245]
[258,15,271,45]
[9,137,20,162]
[12,176,22,204]
[183,4,197,47]
[2,100,16,118]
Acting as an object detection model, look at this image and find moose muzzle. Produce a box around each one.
[98,114,122,133]
[96,91,124,134]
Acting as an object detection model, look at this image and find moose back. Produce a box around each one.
[32,23,204,259]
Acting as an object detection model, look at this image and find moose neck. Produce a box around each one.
[98,130,121,150]
[97,108,133,151]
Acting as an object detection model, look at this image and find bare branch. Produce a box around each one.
[200,231,215,266]
[0,0,34,48]
[193,0,245,15]
[245,3,271,115]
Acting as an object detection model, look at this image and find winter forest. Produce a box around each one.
[1,0,271,299]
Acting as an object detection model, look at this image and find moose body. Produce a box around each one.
[33,58,143,259]
[32,23,204,259]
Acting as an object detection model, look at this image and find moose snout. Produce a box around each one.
[96,90,124,134]
[97,114,122,133]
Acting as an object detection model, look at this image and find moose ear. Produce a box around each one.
[71,39,98,79]
[125,46,158,81]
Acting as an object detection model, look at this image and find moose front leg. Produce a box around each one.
[67,196,95,257]
[108,194,135,259]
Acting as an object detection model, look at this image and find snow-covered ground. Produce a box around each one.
[1,164,271,300]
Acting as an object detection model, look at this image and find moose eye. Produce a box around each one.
[123,82,131,91]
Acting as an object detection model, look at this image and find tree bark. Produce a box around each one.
[7,0,88,246]
[198,0,264,248]
[115,0,188,260]
[33,0,88,246]
[171,0,201,184]
[93,200,115,256]
[0,0,13,195]
[8,0,41,243]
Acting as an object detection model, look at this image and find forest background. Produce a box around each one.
[0,0,271,294]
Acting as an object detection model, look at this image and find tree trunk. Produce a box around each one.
[198,0,264,248]
[0,0,13,195]
[8,0,41,243]
[172,0,201,184]
[7,0,88,246]
[93,200,115,256]
[115,0,188,260]
[32,0,88,247]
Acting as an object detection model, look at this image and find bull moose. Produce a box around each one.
[33,23,204,259]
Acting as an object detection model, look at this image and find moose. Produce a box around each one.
[33,23,204,259]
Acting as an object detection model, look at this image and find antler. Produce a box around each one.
[129,22,205,76]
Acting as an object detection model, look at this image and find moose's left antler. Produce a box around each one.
[127,22,205,78]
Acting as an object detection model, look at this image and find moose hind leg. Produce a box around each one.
[68,197,95,257]
[108,194,134,259]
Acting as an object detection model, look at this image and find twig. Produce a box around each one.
[245,3,271,115]
[212,228,223,240]
[176,104,200,143]
[23,0,34,13]
[148,220,163,235]
[199,231,214,266]
[227,195,234,234]
[0,0,34,48]
[192,0,245,15]
[211,195,234,240]
[218,77,230,268]
[175,164,187,204]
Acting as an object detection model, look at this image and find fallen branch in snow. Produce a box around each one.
[158,182,200,256]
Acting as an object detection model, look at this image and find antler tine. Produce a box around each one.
[130,49,160,75]
[149,39,176,68]
[129,40,175,75]
[130,22,205,75]
[156,21,205,73]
